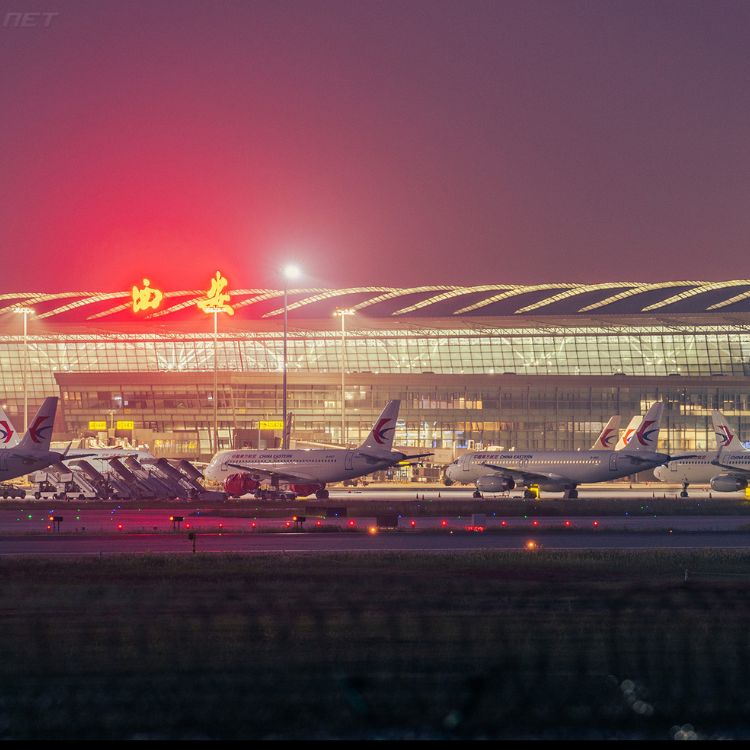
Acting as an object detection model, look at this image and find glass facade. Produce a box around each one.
[1,322,750,392]
[48,373,750,459]
[0,317,748,459]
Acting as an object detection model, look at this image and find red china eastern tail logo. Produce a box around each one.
[0,420,14,444]
[715,425,733,447]
[600,428,616,448]
[623,428,636,445]
[373,418,395,445]
[29,416,52,444]
[635,420,657,446]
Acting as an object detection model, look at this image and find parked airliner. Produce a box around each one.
[654,411,750,496]
[204,400,431,499]
[0,398,71,482]
[0,407,154,474]
[614,415,642,450]
[590,416,620,450]
[444,403,676,498]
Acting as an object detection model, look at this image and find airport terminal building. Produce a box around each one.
[1,279,750,460]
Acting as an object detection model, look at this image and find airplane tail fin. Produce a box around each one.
[0,406,19,447]
[712,410,747,452]
[615,415,642,450]
[358,400,401,452]
[591,415,620,450]
[17,397,58,453]
[628,402,664,451]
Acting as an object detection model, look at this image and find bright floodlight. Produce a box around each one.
[12,306,34,315]
[282,264,301,281]
[334,307,355,317]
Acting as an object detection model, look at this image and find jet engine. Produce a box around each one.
[476,476,515,493]
[224,473,259,498]
[710,475,748,492]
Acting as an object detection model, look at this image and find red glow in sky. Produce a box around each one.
[1,0,750,291]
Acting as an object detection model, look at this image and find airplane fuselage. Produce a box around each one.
[654,451,750,486]
[445,449,668,490]
[205,448,400,486]
[66,449,155,475]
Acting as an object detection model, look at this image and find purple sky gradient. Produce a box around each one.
[1,0,749,291]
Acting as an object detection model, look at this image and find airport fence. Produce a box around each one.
[1,555,750,739]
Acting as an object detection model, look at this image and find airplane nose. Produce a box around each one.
[442,466,453,486]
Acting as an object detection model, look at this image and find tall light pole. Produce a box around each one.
[12,306,34,431]
[334,308,355,445]
[204,306,226,454]
[281,264,301,449]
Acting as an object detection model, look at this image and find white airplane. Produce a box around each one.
[614,415,642,450]
[0,397,73,482]
[0,406,19,447]
[205,400,431,500]
[0,407,152,474]
[444,402,675,498]
[654,411,750,496]
[590,416,620,450]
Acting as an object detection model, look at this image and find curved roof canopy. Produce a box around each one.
[2,281,750,322]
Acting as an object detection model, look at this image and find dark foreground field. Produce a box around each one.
[2,551,750,739]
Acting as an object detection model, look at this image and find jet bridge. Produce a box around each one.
[31,462,99,500]
[29,453,222,502]
[71,459,135,500]
[123,456,179,497]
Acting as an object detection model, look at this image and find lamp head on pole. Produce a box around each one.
[12,306,34,316]
[333,308,356,318]
[282,264,301,283]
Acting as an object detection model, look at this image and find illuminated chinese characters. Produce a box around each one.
[197,271,235,315]
[132,279,163,313]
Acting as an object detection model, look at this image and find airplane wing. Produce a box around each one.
[357,450,434,463]
[480,462,571,485]
[226,462,318,483]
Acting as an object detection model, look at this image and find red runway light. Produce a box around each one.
[250,521,257,528]
[440,519,448,527]
[117,523,123,530]
[593,520,599,527]
[564,520,571,527]
[410,520,417,528]
[347,519,356,527]
[532,520,539,527]
[501,520,507,527]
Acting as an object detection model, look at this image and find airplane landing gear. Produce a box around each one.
[564,488,579,499]
[315,489,329,500]
[523,489,536,499]
[473,490,482,499]
[680,482,689,498]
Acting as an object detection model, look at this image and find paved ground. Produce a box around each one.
[2,529,750,555]
[1,485,749,556]
[3,507,750,534]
